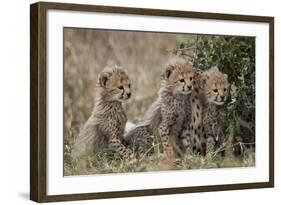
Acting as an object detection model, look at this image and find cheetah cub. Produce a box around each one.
[72,65,134,160]
[188,66,230,156]
[124,59,197,160]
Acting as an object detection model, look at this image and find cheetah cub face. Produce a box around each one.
[98,66,132,101]
[162,62,197,95]
[201,66,230,106]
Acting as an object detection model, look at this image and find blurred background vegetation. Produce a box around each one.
[64,28,255,176]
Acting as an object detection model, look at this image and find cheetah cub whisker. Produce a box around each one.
[72,65,134,160]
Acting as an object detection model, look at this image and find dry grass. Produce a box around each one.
[63,28,255,176]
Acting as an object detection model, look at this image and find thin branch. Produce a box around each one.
[180,53,196,59]
[211,141,255,158]
[139,142,161,162]
[166,47,196,54]
[193,35,199,64]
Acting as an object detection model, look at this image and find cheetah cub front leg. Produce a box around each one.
[158,112,177,160]
[108,127,134,160]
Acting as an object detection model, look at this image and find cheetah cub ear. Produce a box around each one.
[211,66,220,72]
[98,71,111,87]
[223,73,228,80]
[161,64,176,80]
[193,69,203,87]
[209,66,228,80]
[200,66,219,88]
[199,71,209,89]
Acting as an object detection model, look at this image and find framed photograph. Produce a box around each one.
[30,1,274,202]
